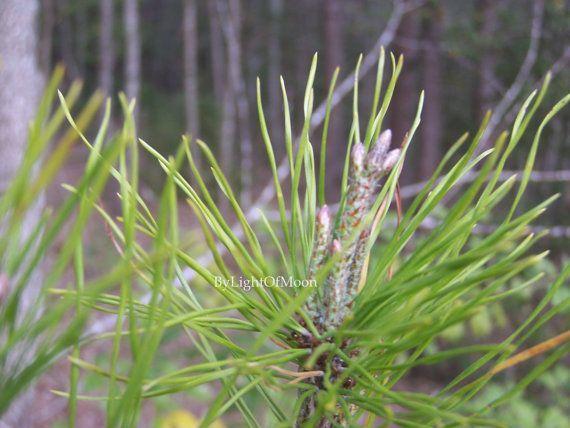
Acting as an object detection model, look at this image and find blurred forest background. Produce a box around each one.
[2,0,569,214]
[1,0,570,426]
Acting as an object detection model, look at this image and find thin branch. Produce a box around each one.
[500,46,570,130]
[481,0,545,145]
[399,169,570,200]
[269,365,324,384]
[418,216,570,239]
[489,330,570,376]
[393,35,506,94]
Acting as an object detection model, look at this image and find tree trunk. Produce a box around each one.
[99,0,114,97]
[218,0,253,207]
[0,1,43,196]
[207,0,225,103]
[58,0,79,79]
[183,0,199,137]
[39,0,55,73]
[291,0,317,117]
[420,3,443,180]
[324,0,345,185]
[268,0,283,150]
[390,11,419,183]
[0,0,44,425]
[75,0,88,76]
[124,0,141,122]
[216,0,235,211]
[475,0,498,121]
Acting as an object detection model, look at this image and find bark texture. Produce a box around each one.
[39,0,55,72]
[218,0,253,207]
[207,0,225,102]
[183,0,199,136]
[99,0,114,96]
[0,0,44,425]
[0,0,43,192]
[124,0,141,121]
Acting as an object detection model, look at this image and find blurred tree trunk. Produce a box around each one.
[420,3,443,180]
[219,0,253,207]
[0,0,44,425]
[58,0,79,79]
[291,0,317,114]
[268,0,283,149]
[183,0,199,137]
[475,0,498,121]
[99,0,114,97]
[39,0,55,73]
[391,11,419,183]
[207,0,225,102]
[124,0,141,122]
[75,1,88,76]
[0,0,43,210]
[324,0,345,183]
[216,0,235,211]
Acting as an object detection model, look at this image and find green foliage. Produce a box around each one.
[1,51,569,427]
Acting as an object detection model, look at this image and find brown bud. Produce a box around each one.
[343,377,356,389]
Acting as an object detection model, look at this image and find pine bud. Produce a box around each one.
[305,205,332,322]
[350,143,366,178]
[374,129,392,158]
[316,205,331,231]
[382,149,401,171]
[330,238,341,255]
[366,129,393,175]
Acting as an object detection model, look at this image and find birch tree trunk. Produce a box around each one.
[183,0,199,137]
[99,0,114,97]
[0,0,44,425]
[124,0,141,122]
[0,1,43,205]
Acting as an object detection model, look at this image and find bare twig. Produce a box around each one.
[481,0,545,146]
[269,365,324,384]
[500,46,570,131]
[399,169,570,200]
[417,215,570,239]
[393,35,506,94]
[489,330,570,376]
